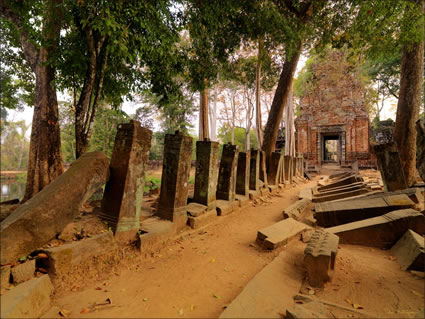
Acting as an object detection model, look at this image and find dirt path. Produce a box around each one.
[52,182,314,318]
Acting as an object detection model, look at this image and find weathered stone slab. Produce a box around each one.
[1,265,11,293]
[249,150,260,191]
[327,209,425,248]
[193,140,219,209]
[312,188,369,203]
[304,229,339,287]
[318,175,362,191]
[41,232,118,290]
[236,195,250,208]
[138,217,174,255]
[220,242,305,318]
[186,202,208,217]
[314,194,416,227]
[1,275,53,318]
[0,152,110,264]
[236,152,250,196]
[416,119,425,182]
[257,218,311,250]
[157,131,193,228]
[312,182,366,197]
[299,188,313,200]
[286,301,330,319]
[187,209,217,229]
[216,199,239,216]
[374,142,408,191]
[259,150,268,187]
[391,229,424,271]
[283,198,312,220]
[11,259,35,284]
[99,120,152,241]
[217,143,239,201]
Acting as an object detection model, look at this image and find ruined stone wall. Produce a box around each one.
[295,50,373,167]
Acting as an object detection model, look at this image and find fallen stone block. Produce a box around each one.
[283,198,312,220]
[312,182,366,197]
[391,229,424,271]
[268,185,279,193]
[248,190,260,200]
[1,275,53,318]
[326,209,425,248]
[299,188,313,200]
[40,306,61,318]
[138,217,174,255]
[314,194,416,227]
[1,152,110,264]
[257,218,311,250]
[318,175,362,191]
[11,259,35,284]
[304,229,339,287]
[286,300,330,319]
[187,209,217,229]
[41,232,118,290]
[260,187,270,196]
[1,265,11,294]
[312,188,369,203]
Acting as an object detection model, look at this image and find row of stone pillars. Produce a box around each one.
[98,121,305,241]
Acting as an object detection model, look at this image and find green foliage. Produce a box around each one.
[0,120,30,170]
[217,125,258,151]
[87,105,129,158]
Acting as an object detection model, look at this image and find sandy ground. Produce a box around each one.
[50,176,424,318]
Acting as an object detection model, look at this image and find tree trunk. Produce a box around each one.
[394,40,424,186]
[199,79,209,141]
[262,42,303,163]
[21,0,64,202]
[256,38,263,150]
[209,89,217,141]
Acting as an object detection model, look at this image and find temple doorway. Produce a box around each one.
[322,135,340,163]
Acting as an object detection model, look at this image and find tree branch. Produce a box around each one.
[0,0,39,72]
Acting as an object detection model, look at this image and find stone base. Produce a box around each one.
[187,202,208,217]
[268,185,279,193]
[187,210,217,229]
[1,275,53,319]
[260,187,270,196]
[41,232,119,291]
[216,200,239,216]
[138,217,175,255]
[391,229,424,271]
[248,190,261,200]
[235,195,250,208]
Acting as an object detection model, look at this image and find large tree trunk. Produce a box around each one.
[255,38,263,150]
[262,42,303,163]
[199,79,209,141]
[22,1,64,201]
[394,40,424,186]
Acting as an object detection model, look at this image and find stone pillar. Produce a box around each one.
[259,151,268,187]
[417,119,425,182]
[100,120,152,241]
[291,156,296,178]
[284,155,291,183]
[236,152,250,196]
[157,131,193,226]
[279,154,285,184]
[249,150,260,191]
[267,152,281,185]
[374,142,408,191]
[193,140,219,210]
[217,143,239,201]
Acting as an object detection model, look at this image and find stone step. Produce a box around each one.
[391,229,424,271]
[1,275,53,318]
[326,209,425,248]
[257,218,311,250]
[314,194,416,227]
[220,241,305,318]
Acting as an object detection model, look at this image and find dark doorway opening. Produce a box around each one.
[323,135,340,163]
